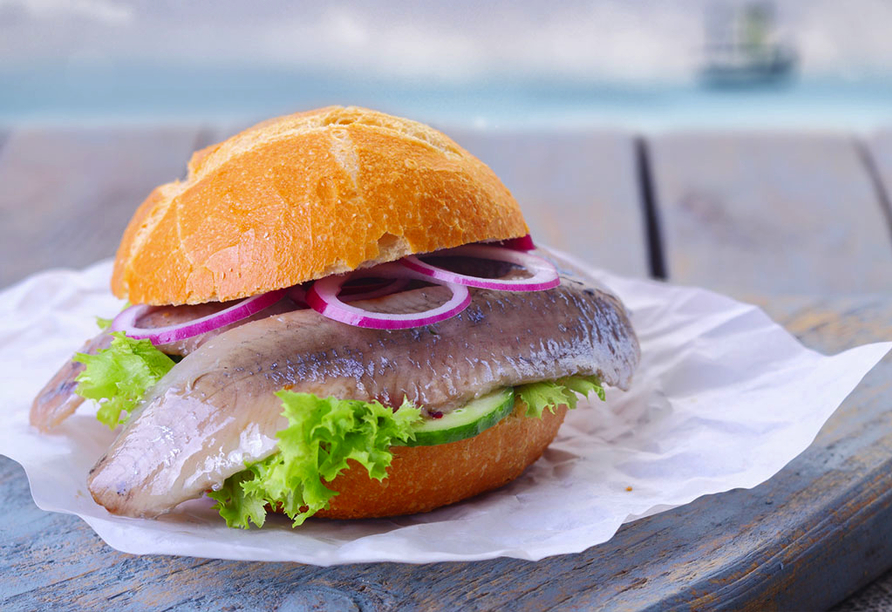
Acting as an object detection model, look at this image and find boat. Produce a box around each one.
[700,1,797,88]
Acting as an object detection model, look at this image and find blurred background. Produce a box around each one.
[3,4,892,610]
[2,0,892,130]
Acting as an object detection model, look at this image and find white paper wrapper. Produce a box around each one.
[0,250,888,565]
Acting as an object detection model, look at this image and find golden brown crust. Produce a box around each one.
[314,403,568,519]
[113,106,529,305]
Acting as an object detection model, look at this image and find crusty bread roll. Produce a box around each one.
[112,106,529,306]
[317,403,567,519]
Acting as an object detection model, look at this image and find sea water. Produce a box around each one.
[3,63,892,131]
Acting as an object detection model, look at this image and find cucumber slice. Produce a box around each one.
[404,388,516,447]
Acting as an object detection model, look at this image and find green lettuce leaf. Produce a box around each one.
[73,332,176,428]
[209,392,423,528]
[95,316,113,331]
[210,468,268,529]
[516,375,606,418]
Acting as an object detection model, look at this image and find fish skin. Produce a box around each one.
[88,279,639,518]
[29,332,112,432]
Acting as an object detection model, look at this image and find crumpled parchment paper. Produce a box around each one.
[0,249,888,565]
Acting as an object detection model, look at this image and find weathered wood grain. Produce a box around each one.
[0,126,205,288]
[2,297,889,611]
[833,564,892,612]
[648,133,892,295]
[447,129,650,278]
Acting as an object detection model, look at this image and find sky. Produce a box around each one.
[2,0,892,84]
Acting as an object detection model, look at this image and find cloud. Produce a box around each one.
[245,3,700,82]
[0,0,133,25]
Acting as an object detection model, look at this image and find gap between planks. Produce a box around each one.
[635,137,667,280]
[854,137,892,256]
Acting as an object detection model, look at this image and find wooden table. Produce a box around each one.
[2,124,891,610]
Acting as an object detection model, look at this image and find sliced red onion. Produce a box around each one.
[400,245,560,292]
[307,264,470,330]
[497,234,536,251]
[110,289,287,345]
[287,285,308,306]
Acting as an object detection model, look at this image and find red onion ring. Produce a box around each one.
[287,286,308,306]
[400,245,560,292]
[110,289,287,345]
[497,234,536,251]
[307,264,470,330]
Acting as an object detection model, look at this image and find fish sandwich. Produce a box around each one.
[31,106,640,528]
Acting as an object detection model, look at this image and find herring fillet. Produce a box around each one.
[28,298,301,432]
[29,332,111,432]
[88,279,640,518]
